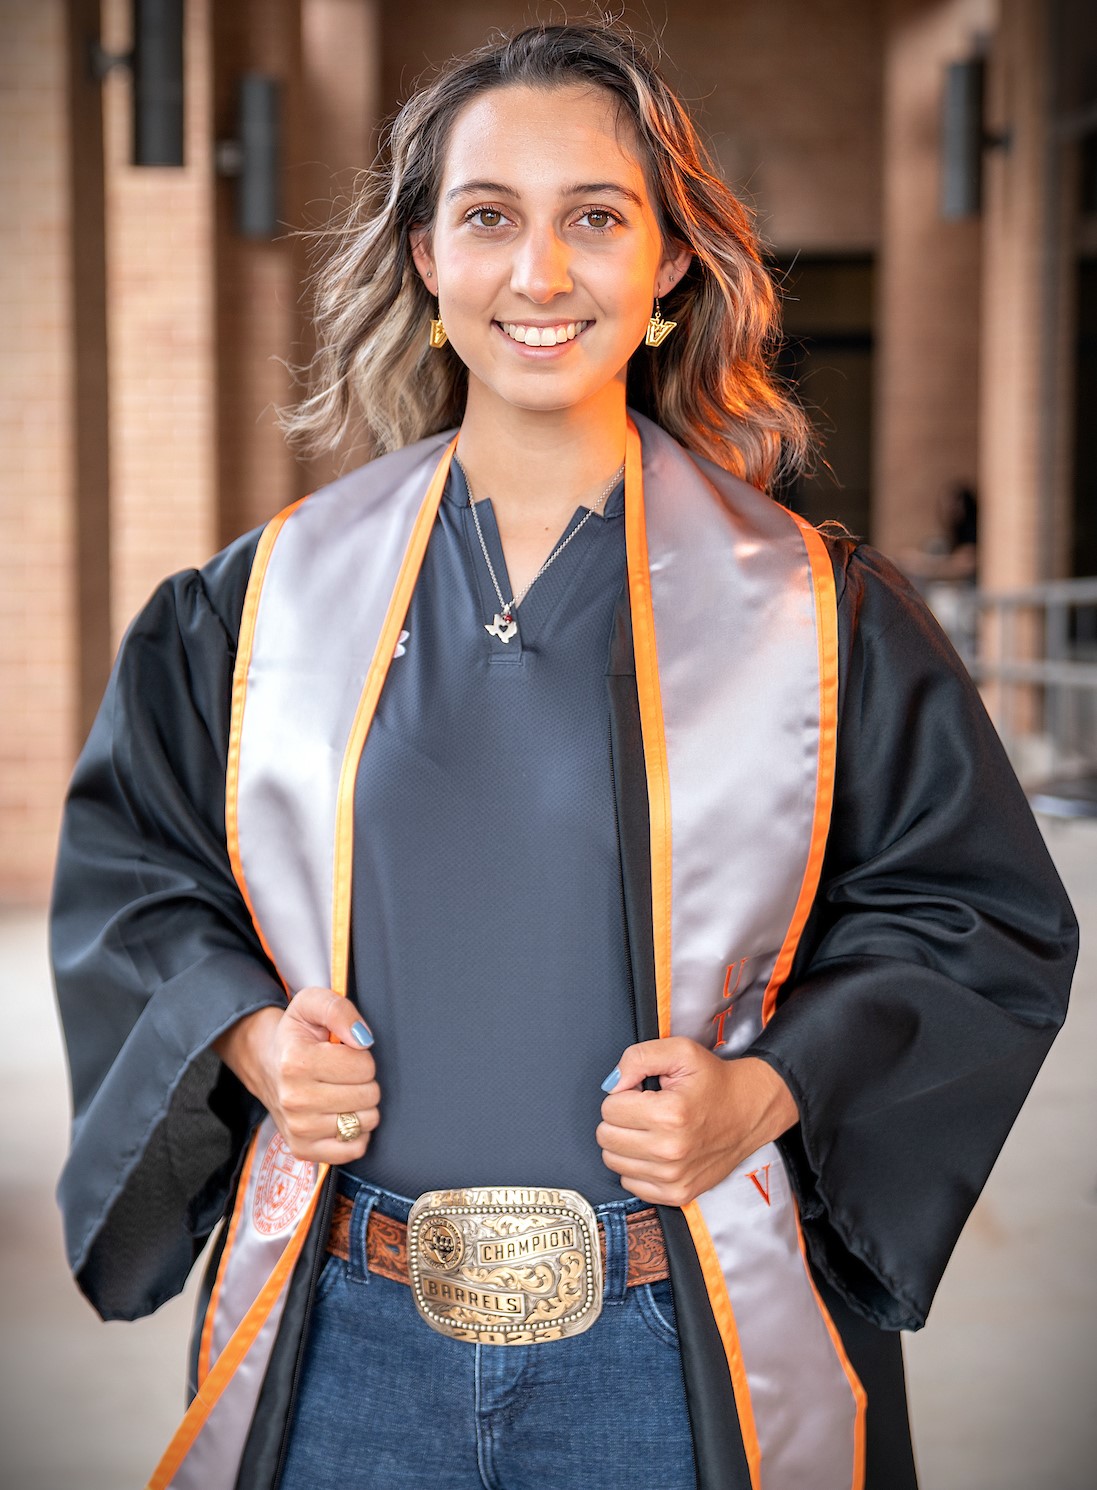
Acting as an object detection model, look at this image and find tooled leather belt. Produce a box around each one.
[326,1193,670,1289]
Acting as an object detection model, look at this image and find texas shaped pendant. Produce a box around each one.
[485,611,519,643]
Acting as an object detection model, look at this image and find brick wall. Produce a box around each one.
[379,0,884,254]
[0,0,1077,904]
[872,0,993,560]
[0,1,77,904]
[980,0,1067,593]
[102,0,218,643]
[210,0,379,539]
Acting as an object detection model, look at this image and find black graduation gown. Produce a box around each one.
[50,525,1078,1489]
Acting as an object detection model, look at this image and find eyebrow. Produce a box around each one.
[444,179,644,207]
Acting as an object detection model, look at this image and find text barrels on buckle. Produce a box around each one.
[407,1186,604,1344]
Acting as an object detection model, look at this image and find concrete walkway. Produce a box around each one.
[1,818,1094,1488]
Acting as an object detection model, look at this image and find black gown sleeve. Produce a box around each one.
[750,539,1078,1331]
[51,530,287,1322]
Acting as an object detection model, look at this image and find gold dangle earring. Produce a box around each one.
[428,309,448,349]
[645,296,677,348]
[424,269,448,348]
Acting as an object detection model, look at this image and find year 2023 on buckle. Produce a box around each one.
[407,1186,604,1344]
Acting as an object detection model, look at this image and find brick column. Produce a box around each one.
[211,0,304,543]
[873,0,994,562]
[101,0,217,642]
[0,2,78,903]
[67,0,113,746]
[211,0,382,541]
[294,0,382,492]
[979,0,1068,593]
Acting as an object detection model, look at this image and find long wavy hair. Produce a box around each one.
[283,20,811,491]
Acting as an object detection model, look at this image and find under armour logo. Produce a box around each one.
[394,629,409,658]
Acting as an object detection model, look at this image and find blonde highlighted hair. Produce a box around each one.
[283,20,811,491]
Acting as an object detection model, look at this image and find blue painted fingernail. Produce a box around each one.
[601,1066,621,1093]
[351,1022,374,1048]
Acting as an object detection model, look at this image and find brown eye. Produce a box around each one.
[577,209,619,232]
[471,207,504,228]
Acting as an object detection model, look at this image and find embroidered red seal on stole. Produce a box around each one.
[252,1131,316,1236]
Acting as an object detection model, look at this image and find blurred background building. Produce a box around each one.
[3,0,1096,903]
[3,7,1097,1487]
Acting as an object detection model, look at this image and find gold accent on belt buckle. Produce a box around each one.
[407,1186,604,1344]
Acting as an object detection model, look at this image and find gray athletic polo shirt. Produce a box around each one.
[345,459,637,1203]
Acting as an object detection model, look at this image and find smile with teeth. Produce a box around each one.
[499,320,591,346]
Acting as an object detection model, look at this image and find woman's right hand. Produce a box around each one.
[214,988,380,1164]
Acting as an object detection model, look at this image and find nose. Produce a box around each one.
[509,223,573,303]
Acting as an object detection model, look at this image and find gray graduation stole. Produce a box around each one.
[148,414,863,1490]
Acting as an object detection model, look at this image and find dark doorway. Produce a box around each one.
[1073,250,1097,579]
[774,256,875,542]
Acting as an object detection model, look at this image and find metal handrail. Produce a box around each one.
[967,661,1097,687]
[940,577,1097,804]
[965,578,1097,608]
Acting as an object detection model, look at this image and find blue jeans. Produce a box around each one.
[279,1174,698,1489]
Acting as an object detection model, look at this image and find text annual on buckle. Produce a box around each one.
[407,1186,604,1344]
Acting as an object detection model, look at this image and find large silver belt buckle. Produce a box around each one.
[407,1186,603,1345]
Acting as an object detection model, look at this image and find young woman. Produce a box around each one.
[52,21,1076,1490]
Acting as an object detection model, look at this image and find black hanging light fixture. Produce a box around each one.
[131,0,184,166]
[216,74,282,239]
[90,0,185,167]
[940,54,1011,220]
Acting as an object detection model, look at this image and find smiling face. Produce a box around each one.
[411,83,691,426]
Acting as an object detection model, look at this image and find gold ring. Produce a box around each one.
[336,1111,363,1143]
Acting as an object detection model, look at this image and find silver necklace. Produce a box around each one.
[461,461,625,643]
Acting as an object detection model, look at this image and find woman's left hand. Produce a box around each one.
[596,1039,799,1207]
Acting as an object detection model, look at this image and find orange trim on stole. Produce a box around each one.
[624,420,763,1490]
[683,1200,764,1490]
[151,445,456,1487]
[623,421,673,1042]
[329,437,458,995]
[151,500,305,1483]
[146,1165,329,1490]
[758,512,866,1487]
[794,1209,867,1490]
[196,1130,260,1387]
[760,514,839,1027]
[196,502,307,1394]
[225,497,307,986]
